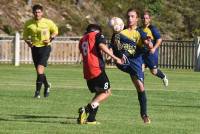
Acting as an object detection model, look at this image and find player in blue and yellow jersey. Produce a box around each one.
[23,4,58,98]
[141,10,168,87]
[78,24,123,125]
[110,8,152,124]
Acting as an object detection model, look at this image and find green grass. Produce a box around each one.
[0,64,200,134]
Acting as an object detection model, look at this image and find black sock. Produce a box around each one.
[156,69,165,79]
[43,74,49,88]
[137,91,147,117]
[36,74,44,92]
[86,104,99,122]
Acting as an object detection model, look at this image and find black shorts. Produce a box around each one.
[87,71,110,93]
[31,46,51,67]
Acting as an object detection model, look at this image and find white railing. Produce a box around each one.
[1,33,200,71]
[0,34,82,65]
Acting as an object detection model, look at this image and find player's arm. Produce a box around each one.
[148,38,161,54]
[143,37,153,49]
[150,26,162,53]
[43,20,58,45]
[50,33,58,42]
[24,40,33,47]
[99,43,123,65]
[96,33,123,64]
[43,32,58,44]
[23,22,33,47]
[153,38,162,49]
[138,28,153,49]
[49,20,58,41]
[43,32,58,45]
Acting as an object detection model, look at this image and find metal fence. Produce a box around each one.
[0,36,199,69]
[159,40,196,69]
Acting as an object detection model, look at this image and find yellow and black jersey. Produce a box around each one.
[142,25,161,45]
[110,27,147,58]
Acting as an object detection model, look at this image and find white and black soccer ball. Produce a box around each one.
[108,17,124,32]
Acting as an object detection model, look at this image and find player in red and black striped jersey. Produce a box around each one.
[78,24,123,125]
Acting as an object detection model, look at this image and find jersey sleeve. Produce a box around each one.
[23,21,30,40]
[150,25,161,40]
[95,33,107,45]
[137,28,147,40]
[48,20,58,35]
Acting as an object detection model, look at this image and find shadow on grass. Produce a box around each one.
[0,114,78,124]
[152,104,200,109]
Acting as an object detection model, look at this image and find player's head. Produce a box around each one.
[141,10,152,26]
[86,24,102,33]
[32,4,43,20]
[126,8,139,27]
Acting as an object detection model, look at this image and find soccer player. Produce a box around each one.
[23,4,58,98]
[77,24,123,125]
[110,8,152,124]
[141,10,168,86]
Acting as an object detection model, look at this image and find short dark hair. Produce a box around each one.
[126,8,140,18]
[32,4,43,12]
[141,10,152,18]
[86,24,102,33]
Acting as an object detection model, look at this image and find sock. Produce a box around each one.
[91,102,99,109]
[36,74,44,92]
[43,74,49,88]
[137,91,147,117]
[86,103,99,122]
[156,69,165,79]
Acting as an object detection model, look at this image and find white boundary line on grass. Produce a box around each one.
[0,83,177,91]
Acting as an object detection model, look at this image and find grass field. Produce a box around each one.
[0,64,199,134]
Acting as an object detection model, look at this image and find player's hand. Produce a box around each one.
[28,43,33,47]
[43,36,55,45]
[149,47,156,54]
[26,40,33,47]
[114,57,123,65]
[43,39,50,45]
[147,41,153,49]
[121,57,125,64]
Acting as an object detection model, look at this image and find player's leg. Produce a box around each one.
[129,54,150,124]
[86,89,111,124]
[131,76,150,124]
[150,68,168,86]
[34,64,46,98]
[34,74,42,98]
[31,47,42,98]
[145,53,168,86]
[37,46,51,97]
[78,106,88,124]
[152,52,168,86]
[87,71,111,124]
[150,68,164,79]
[77,71,111,124]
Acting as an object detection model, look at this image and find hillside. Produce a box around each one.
[0,0,199,39]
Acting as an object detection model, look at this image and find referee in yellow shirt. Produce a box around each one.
[23,4,58,98]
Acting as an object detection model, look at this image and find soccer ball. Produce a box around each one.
[108,17,124,32]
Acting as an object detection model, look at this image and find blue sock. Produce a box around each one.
[137,91,147,117]
[156,69,165,79]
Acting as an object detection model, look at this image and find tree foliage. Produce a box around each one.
[0,0,199,39]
